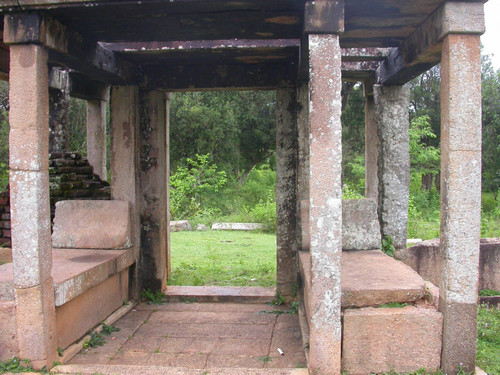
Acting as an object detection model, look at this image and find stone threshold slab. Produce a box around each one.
[299,250,427,308]
[164,286,275,303]
[54,364,309,375]
[0,248,134,306]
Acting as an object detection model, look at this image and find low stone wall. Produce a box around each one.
[0,152,111,246]
[395,238,500,292]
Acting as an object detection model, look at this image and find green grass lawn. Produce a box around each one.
[477,303,500,374]
[168,230,277,287]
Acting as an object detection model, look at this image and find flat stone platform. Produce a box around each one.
[164,286,275,303]
[62,301,307,373]
[300,250,427,308]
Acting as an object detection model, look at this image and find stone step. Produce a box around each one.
[164,286,275,304]
[299,250,427,309]
[53,364,309,375]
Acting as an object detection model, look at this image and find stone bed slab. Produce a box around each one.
[0,248,134,305]
[299,250,426,309]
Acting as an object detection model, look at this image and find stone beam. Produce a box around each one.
[142,63,297,91]
[342,61,380,82]
[376,2,485,85]
[4,13,133,84]
[304,0,344,34]
[341,48,393,62]
[69,72,110,101]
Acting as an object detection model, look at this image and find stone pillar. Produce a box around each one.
[87,92,109,180]
[374,84,410,249]
[364,92,378,199]
[49,68,70,154]
[308,34,343,375]
[110,86,141,299]
[276,88,298,297]
[139,90,168,291]
[296,80,310,252]
[8,44,57,369]
[439,33,482,374]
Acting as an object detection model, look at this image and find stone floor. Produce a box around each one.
[68,301,307,371]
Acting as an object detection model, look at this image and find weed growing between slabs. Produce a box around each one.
[168,230,276,287]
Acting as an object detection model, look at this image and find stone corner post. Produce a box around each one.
[374,83,410,250]
[110,85,142,300]
[364,87,378,200]
[87,86,110,180]
[438,2,485,373]
[4,17,57,368]
[48,67,70,154]
[139,89,168,292]
[276,88,299,298]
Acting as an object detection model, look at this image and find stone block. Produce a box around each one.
[342,306,442,375]
[0,263,14,300]
[196,224,208,231]
[52,200,132,249]
[211,223,264,231]
[0,247,12,264]
[342,199,380,250]
[0,299,18,360]
[479,239,500,291]
[10,170,52,288]
[395,238,441,286]
[15,277,57,368]
[170,220,193,232]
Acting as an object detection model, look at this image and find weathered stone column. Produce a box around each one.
[308,34,343,375]
[374,84,410,249]
[87,91,109,180]
[110,86,141,299]
[49,68,70,154]
[439,33,482,374]
[8,43,57,368]
[139,90,168,291]
[276,88,298,297]
[364,91,378,199]
[296,80,310,252]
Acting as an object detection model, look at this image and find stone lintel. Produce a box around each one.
[376,1,485,85]
[48,67,69,92]
[304,0,344,34]
[4,13,132,84]
[276,88,299,297]
[142,63,297,91]
[70,72,110,101]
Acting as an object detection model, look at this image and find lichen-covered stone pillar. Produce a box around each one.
[8,43,57,369]
[87,91,109,180]
[49,68,70,154]
[276,88,298,297]
[374,84,410,249]
[439,33,482,374]
[364,91,378,199]
[308,34,343,375]
[139,90,168,291]
[110,86,141,299]
[296,80,310,252]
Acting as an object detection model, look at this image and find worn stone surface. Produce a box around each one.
[480,240,500,291]
[170,220,193,232]
[211,223,264,231]
[49,68,70,154]
[342,199,380,250]
[440,33,482,374]
[308,33,342,375]
[139,90,168,291]
[15,277,57,369]
[110,86,141,299]
[296,80,310,252]
[56,270,128,349]
[0,264,14,300]
[276,88,299,297]
[52,200,132,249]
[196,224,208,231]
[342,306,442,375]
[164,285,274,303]
[87,99,108,180]
[374,84,410,250]
[364,94,378,199]
[0,299,17,360]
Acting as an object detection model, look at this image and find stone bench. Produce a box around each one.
[0,200,136,359]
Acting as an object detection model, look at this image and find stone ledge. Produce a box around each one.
[0,248,134,306]
[299,250,427,309]
[164,286,275,303]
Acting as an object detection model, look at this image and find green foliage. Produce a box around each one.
[378,302,409,308]
[170,154,227,219]
[272,292,285,306]
[57,346,63,357]
[409,115,440,178]
[141,289,167,305]
[479,289,500,297]
[101,323,120,335]
[477,304,500,374]
[258,356,272,363]
[0,357,33,373]
[342,183,364,199]
[82,331,106,349]
[381,236,396,257]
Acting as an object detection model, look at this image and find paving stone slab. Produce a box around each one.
[164,286,275,303]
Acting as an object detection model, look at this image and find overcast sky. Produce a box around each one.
[482,0,500,70]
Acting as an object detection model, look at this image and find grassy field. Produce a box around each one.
[168,230,277,287]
